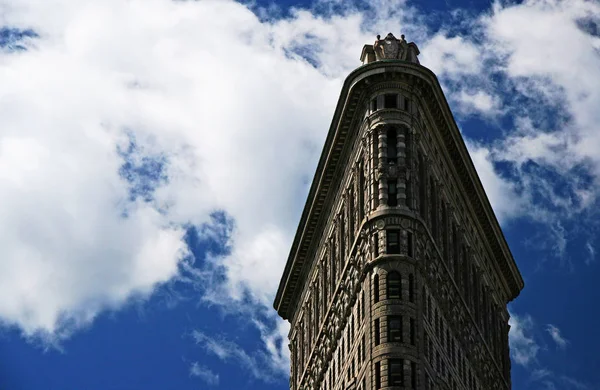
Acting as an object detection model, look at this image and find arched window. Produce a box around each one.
[409,274,414,303]
[387,271,401,299]
[374,274,380,303]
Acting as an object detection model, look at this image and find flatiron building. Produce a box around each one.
[274,33,524,390]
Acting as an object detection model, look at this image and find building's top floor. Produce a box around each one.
[273,35,524,321]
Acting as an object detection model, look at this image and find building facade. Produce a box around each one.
[273,33,524,390]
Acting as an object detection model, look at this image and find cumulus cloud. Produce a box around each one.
[1,0,600,382]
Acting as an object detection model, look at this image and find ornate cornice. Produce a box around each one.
[274,60,524,321]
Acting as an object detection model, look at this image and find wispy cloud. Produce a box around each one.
[189,362,219,386]
[546,324,569,349]
[191,330,285,382]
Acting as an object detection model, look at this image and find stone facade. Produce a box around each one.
[274,33,524,390]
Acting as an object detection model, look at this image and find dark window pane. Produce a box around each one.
[389,359,404,386]
[387,271,401,299]
[387,230,400,254]
[388,180,398,207]
[384,94,397,109]
[388,316,403,342]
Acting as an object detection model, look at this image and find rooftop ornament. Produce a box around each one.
[360,32,420,65]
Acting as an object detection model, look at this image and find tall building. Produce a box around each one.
[273,33,524,390]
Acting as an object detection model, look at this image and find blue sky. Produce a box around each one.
[0,0,599,389]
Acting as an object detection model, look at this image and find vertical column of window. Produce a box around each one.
[372,128,380,210]
[396,126,407,207]
[388,316,402,342]
[405,126,413,209]
[359,160,365,222]
[387,179,398,207]
[373,274,380,303]
[361,334,366,362]
[430,177,438,242]
[375,362,381,389]
[409,274,414,303]
[387,271,401,299]
[322,259,328,316]
[386,230,400,255]
[314,284,320,334]
[388,359,404,386]
[374,318,380,345]
[452,224,460,285]
[377,127,386,207]
[340,213,346,264]
[418,153,427,219]
[330,240,336,297]
[442,202,449,264]
[361,289,365,319]
[387,128,398,164]
[349,185,355,239]
[462,247,469,302]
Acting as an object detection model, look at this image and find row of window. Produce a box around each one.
[373,315,416,346]
[374,359,417,389]
[418,156,509,376]
[373,229,414,258]
[370,93,413,113]
[423,290,481,390]
[373,270,415,303]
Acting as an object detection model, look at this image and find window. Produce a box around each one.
[387,271,401,299]
[361,334,366,361]
[387,180,398,206]
[374,232,379,257]
[361,290,365,318]
[374,274,380,303]
[375,362,381,389]
[374,318,380,345]
[384,94,397,109]
[388,316,403,342]
[411,362,417,389]
[404,97,411,112]
[387,128,397,163]
[407,231,413,257]
[410,318,415,345]
[409,274,414,302]
[371,98,377,113]
[389,359,404,386]
[386,230,400,254]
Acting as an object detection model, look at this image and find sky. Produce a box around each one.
[0,0,599,389]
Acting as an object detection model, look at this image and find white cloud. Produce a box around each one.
[457,89,503,116]
[191,329,286,381]
[1,0,600,381]
[189,362,219,386]
[546,324,569,349]
[509,312,540,366]
[466,143,525,224]
[0,0,425,352]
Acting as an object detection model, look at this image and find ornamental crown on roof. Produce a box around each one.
[360,32,420,65]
